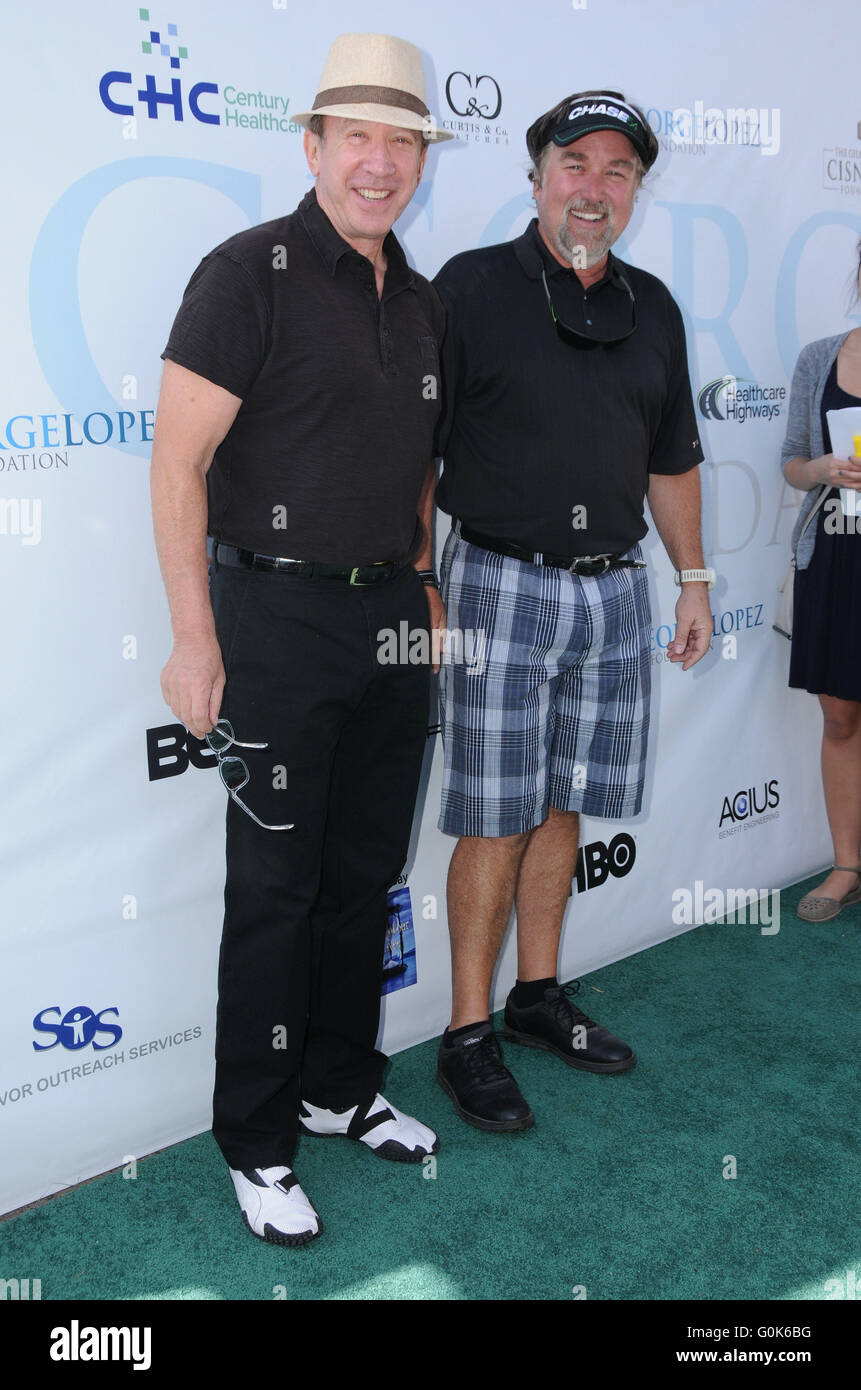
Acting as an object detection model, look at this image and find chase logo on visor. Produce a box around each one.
[566,101,640,131]
[547,93,657,167]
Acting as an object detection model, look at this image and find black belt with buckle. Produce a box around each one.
[212,542,405,585]
[458,524,646,577]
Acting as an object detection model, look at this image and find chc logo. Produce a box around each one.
[33,1006,122,1052]
[99,10,219,126]
[574,833,636,893]
[445,72,502,120]
[147,723,215,781]
[719,779,780,827]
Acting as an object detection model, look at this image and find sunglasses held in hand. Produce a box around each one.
[205,719,295,831]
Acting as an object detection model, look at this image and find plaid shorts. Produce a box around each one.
[437,526,652,837]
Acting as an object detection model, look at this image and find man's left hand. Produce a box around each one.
[669,584,712,670]
[425,584,447,674]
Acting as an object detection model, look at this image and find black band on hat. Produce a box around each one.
[548,94,657,168]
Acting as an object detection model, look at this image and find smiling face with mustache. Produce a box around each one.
[532,129,640,288]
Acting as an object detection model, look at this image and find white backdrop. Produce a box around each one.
[2,0,860,1216]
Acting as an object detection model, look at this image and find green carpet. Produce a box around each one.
[2,872,858,1301]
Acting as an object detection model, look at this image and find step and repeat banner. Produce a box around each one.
[2,0,860,1215]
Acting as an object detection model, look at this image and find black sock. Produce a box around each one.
[512,976,557,1007]
[444,1019,489,1046]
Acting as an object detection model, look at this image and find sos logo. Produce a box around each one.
[574,833,636,893]
[33,1006,123,1052]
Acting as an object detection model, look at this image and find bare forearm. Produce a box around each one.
[784,454,828,490]
[648,467,706,571]
[151,452,215,641]
[648,468,712,671]
[785,448,861,495]
[149,361,243,735]
[413,457,437,571]
[150,361,242,640]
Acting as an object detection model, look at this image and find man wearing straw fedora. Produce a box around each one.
[151,33,452,1245]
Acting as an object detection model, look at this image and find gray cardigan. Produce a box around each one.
[781,332,851,568]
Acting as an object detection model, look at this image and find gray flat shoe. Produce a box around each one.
[797,865,861,921]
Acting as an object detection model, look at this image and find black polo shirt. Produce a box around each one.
[161,189,444,564]
[434,219,703,556]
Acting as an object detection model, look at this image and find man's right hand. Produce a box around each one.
[160,634,225,740]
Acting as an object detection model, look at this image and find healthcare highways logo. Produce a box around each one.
[697,376,786,423]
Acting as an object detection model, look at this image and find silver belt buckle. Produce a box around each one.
[569,554,611,575]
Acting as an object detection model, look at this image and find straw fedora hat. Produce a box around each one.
[294,32,453,142]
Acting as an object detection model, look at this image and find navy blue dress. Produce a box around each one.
[789,359,861,700]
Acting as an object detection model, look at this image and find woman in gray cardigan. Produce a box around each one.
[781,241,861,920]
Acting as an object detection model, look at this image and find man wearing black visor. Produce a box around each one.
[434,91,712,1131]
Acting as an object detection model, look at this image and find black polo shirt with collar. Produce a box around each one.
[162,188,444,564]
[433,219,703,557]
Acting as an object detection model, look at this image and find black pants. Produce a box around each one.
[209,558,430,1169]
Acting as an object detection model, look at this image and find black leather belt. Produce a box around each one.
[458,524,646,577]
[212,542,405,585]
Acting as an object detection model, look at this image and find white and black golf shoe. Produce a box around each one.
[228,1165,321,1246]
[299,1093,439,1163]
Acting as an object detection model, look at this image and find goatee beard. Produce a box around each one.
[556,205,612,266]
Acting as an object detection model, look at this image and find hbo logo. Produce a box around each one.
[574,833,636,893]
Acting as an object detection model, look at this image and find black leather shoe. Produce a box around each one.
[436,1023,534,1131]
[503,981,636,1073]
